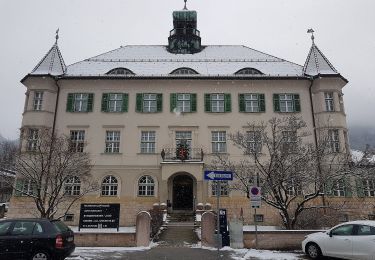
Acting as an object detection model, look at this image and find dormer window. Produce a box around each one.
[106,68,135,75]
[235,68,263,75]
[170,68,199,75]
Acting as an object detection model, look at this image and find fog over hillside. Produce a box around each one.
[348,125,375,151]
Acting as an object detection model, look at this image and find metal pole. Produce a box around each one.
[217,181,221,257]
[254,207,258,249]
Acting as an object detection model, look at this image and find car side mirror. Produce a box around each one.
[328,231,333,237]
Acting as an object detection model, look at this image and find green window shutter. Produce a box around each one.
[170,93,177,112]
[293,94,301,112]
[259,94,266,112]
[157,94,163,112]
[101,93,109,112]
[356,178,365,198]
[224,93,231,112]
[191,93,197,112]
[273,94,280,112]
[14,179,23,197]
[239,94,245,112]
[345,178,352,197]
[324,180,333,197]
[136,94,143,112]
[122,94,128,112]
[205,94,211,112]
[66,93,74,112]
[87,93,94,112]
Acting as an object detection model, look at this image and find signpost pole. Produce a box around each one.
[254,207,258,249]
[217,180,221,258]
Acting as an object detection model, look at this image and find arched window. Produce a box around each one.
[64,176,81,196]
[170,68,199,75]
[138,175,155,196]
[101,175,118,196]
[106,68,135,75]
[235,68,263,75]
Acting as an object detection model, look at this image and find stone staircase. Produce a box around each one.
[156,213,199,247]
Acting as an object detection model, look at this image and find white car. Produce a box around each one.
[302,220,375,260]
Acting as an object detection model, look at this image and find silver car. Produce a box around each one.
[302,220,375,260]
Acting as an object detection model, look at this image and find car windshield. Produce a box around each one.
[52,220,70,232]
[0,221,12,235]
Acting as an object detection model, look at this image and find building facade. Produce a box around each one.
[9,4,374,226]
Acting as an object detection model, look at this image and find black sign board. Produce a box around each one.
[79,203,120,230]
[219,208,230,247]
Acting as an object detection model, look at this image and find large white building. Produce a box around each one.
[10,3,373,227]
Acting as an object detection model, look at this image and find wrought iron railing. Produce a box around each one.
[161,148,204,162]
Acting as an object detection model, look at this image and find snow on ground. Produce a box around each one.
[243,225,280,231]
[224,248,303,260]
[352,150,364,163]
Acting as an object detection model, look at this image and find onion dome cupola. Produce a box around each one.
[168,0,202,54]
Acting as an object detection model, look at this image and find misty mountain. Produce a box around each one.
[348,125,375,150]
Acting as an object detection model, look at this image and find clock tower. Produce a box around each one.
[168,0,202,54]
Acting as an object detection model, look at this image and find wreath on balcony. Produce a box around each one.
[176,140,189,161]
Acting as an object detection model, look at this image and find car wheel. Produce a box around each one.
[306,243,322,259]
[31,250,50,260]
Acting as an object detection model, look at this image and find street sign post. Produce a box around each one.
[203,170,233,257]
[249,186,261,249]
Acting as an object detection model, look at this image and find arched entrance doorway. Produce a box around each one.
[172,175,194,211]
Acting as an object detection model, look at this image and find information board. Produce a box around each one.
[79,203,120,230]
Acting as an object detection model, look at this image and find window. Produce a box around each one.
[138,175,155,196]
[66,93,94,112]
[64,214,74,222]
[64,176,81,196]
[141,131,156,154]
[331,224,353,236]
[0,221,12,235]
[101,175,118,196]
[176,131,192,149]
[357,225,375,236]
[246,131,262,153]
[27,129,39,151]
[333,179,346,197]
[362,179,375,197]
[33,222,44,234]
[328,129,340,153]
[254,214,264,222]
[273,94,300,112]
[211,181,229,196]
[136,93,162,113]
[282,131,297,153]
[286,179,302,196]
[33,91,43,111]
[239,94,265,113]
[105,131,120,153]
[15,179,35,197]
[205,93,231,113]
[70,130,85,152]
[11,221,36,236]
[170,93,197,113]
[106,68,134,75]
[102,93,128,113]
[235,68,263,75]
[324,92,335,112]
[170,68,198,75]
[212,131,226,153]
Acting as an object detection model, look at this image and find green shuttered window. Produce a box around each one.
[170,93,197,113]
[136,93,162,113]
[205,93,231,113]
[273,93,300,112]
[66,93,94,112]
[101,93,128,113]
[239,93,265,113]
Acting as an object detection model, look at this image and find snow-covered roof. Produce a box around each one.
[64,45,304,77]
[303,43,338,76]
[31,42,66,76]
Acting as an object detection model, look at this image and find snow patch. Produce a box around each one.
[69,226,135,233]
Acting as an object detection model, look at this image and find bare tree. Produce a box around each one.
[211,116,351,229]
[0,138,18,171]
[9,128,98,219]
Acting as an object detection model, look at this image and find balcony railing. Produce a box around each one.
[169,28,200,37]
[161,148,204,162]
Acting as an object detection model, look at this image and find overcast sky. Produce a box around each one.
[0,0,374,139]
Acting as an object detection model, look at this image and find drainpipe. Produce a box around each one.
[52,78,60,136]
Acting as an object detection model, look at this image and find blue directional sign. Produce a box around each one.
[204,170,233,181]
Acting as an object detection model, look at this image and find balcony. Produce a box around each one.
[161,148,204,162]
